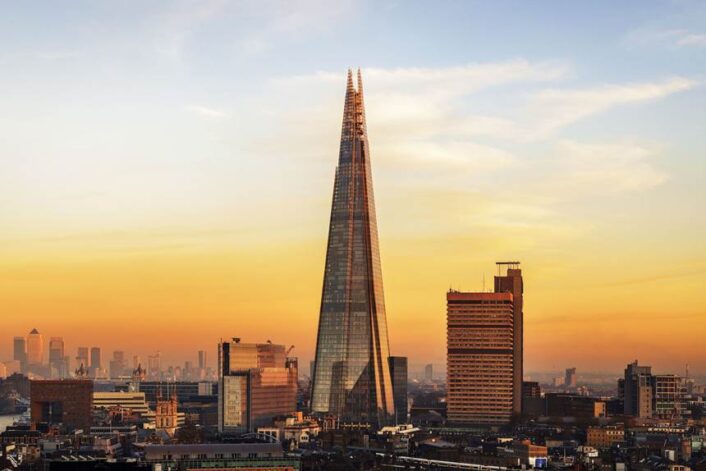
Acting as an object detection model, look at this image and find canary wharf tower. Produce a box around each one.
[311,69,395,426]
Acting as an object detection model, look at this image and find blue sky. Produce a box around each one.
[0,1,705,373]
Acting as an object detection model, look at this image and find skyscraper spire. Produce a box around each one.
[311,69,395,426]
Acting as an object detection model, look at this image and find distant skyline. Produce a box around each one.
[1,1,705,374]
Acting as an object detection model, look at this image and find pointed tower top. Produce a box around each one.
[29,328,39,335]
[346,68,354,92]
[356,68,363,96]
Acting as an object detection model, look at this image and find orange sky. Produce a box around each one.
[2,206,704,376]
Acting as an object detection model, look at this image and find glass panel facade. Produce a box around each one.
[311,70,394,426]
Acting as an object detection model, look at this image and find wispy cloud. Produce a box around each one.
[274,59,569,93]
[554,140,668,193]
[624,28,706,49]
[183,105,228,118]
[526,77,698,136]
[676,33,706,47]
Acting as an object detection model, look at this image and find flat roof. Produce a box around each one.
[447,291,513,301]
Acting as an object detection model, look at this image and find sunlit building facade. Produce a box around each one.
[311,69,395,426]
[218,339,297,434]
[494,262,523,415]
[447,291,515,425]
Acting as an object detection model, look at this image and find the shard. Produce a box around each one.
[311,69,395,426]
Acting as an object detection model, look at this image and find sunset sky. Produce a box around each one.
[1,1,705,376]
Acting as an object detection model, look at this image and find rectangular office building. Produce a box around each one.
[447,291,515,425]
[218,339,297,434]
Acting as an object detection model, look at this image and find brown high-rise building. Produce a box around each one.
[218,339,298,434]
[447,291,515,425]
[494,262,523,415]
[30,379,93,431]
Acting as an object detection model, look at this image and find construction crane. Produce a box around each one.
[286,345,295,357]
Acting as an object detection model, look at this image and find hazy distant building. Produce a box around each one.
[198,350,207,369]
[388,357,408,425]
[76,347,89,370]
[148,352,162,379]
[623,361,653,417]
[447,291,515,425]
[48,337,66,378]
[110,351,127,378]
[494,262,523,415]
[90,347,102,376]
[13,336,27,371]
[565,368,577,388]
[26,328,43,366]
[311,70,395,426]
[30,379,93,431]
[218,339,297,434]
[3,360,21,376]
[424,364,433,382]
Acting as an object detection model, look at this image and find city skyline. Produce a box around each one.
[1,1,705,374]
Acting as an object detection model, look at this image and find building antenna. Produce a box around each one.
[482,273,486,292]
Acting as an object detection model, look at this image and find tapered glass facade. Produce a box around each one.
[311,70,394,426]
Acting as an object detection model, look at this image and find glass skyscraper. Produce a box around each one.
[311,69,395,426]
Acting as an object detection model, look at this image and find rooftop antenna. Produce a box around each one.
[482,273,486,292]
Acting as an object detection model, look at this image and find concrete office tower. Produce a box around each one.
[565,368,577,388]
[90,347,102,373]
[48,337,65,377]
[424,364,433,382]
[494,262,523,415]
[26,328,44,366]
[447,291,515,425]
[624,361,653,417]
[218,339,297,434]
[388,357,408,425]
[13,336,27,371]
[311,69,395,426]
